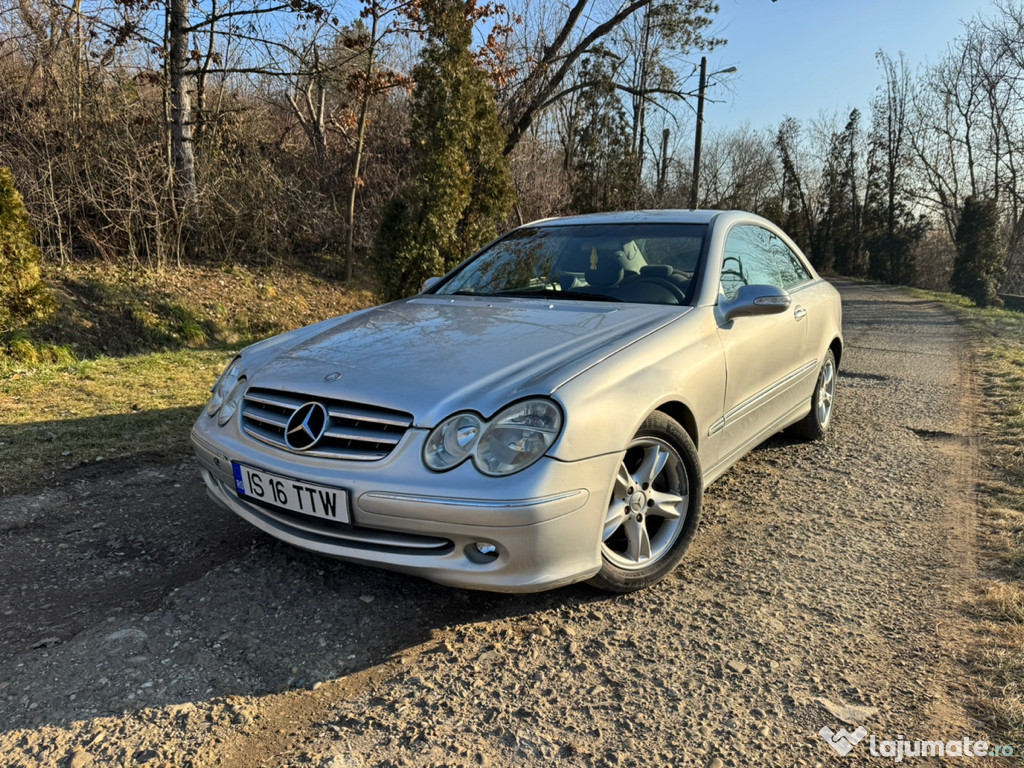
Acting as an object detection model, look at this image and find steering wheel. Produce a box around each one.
[624,276,688,305]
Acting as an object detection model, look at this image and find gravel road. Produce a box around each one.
[0,282,998,767]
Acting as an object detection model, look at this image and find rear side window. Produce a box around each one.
[720,225,811,300]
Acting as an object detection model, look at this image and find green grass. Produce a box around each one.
[908,287,1024,339]
[908,287,1024,747]
[0,349,233,494]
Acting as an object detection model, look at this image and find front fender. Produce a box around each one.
[548,308,725,470]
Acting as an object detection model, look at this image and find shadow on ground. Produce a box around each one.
[0,443,608,732]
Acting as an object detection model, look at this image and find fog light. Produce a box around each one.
[465,542,500,564]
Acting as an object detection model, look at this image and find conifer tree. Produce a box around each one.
[570,58,638,214]
[0,167,55,335]
[951,196,1005,307]
[374,0,514,301]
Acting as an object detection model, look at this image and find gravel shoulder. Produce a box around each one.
[0,283,1000,767]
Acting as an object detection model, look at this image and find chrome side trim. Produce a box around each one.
[722,359,818,426]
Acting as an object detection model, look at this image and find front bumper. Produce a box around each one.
[191,414,620,592]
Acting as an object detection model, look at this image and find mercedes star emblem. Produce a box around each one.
[284,402,329,450]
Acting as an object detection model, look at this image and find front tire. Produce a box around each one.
[588,412,702,593]
[787,348,837,441]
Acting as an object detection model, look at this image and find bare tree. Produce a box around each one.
[500,0,720,156]
[344,1,412,281]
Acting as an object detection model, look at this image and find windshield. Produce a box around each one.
[433,223,707,306]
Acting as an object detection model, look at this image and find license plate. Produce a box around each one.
[232,463,350,524]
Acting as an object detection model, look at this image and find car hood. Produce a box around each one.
[243,295,689,426]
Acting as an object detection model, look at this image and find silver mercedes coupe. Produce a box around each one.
[192,210,842,592]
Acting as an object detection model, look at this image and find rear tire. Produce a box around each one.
[788,349,837,441]
[588,412,702,593]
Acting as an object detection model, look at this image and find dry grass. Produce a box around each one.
[909,288,1024,747]
[31,262,375,358]
[0,263,375,494]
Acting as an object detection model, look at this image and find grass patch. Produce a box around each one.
[19,262,374,359]
[908,287,1024,747]
[908,287,1024,340]
[974,624,1024,747]
[1,261,376,494]
[0,349,234,494]
[982,581,1024,623]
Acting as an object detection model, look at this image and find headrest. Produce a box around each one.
[585,246,624,287]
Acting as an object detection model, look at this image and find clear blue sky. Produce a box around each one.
[698,0,994,131]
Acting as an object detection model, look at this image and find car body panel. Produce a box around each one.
[548,307,725,466]
[192,422,617,591]
[715,284,813,448]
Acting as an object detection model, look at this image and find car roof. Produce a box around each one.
[524,209,722,228]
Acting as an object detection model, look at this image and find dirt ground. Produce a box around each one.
[0,283,1006,767]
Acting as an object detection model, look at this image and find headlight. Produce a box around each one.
[423,399,562,476]
[217,376,247,426]
[207,357,242,416]
[423,413,483,471]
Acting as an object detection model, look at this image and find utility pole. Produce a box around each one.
[689,57,736,210]
[657,128,670,200]
[689,56,707,210]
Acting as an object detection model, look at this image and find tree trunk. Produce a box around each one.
[195,0,217,146]
[168,0,198,260]
[345,8,379,283]
[631,5,652,194]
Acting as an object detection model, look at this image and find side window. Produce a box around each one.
[720,225,812,300]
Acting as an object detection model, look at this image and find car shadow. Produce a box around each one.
[0,431,613,733]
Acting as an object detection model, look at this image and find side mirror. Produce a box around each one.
[720,284,791,323]
[421,276,442,292]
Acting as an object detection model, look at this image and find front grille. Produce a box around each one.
[241,387,413,460]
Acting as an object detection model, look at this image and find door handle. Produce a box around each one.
[793,306,807,321]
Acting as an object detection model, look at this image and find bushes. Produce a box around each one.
[0,166,54,335]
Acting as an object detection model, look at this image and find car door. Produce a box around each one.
[715,224,818,457]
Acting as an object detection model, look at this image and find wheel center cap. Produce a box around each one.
[628,492,647,513]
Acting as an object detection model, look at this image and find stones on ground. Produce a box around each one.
[815,697,878,725]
